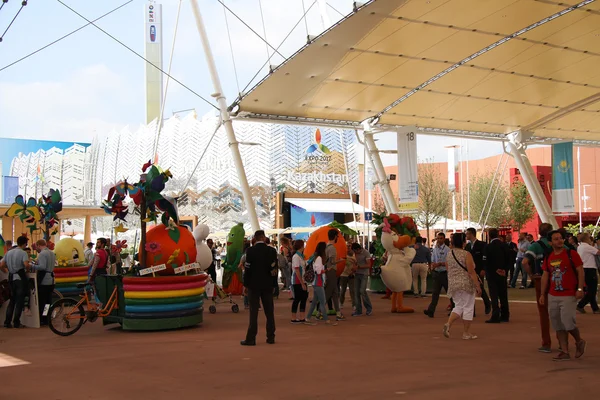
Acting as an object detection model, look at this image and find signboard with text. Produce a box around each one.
[397,128,419,211]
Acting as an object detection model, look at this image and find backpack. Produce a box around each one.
[535,240,553,275]
[277,253,288,271]
[303,255,315,283]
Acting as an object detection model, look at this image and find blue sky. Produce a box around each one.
[0,0,506,165]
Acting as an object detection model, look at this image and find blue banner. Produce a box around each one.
[3,176,19,204]
[552,142,575,213]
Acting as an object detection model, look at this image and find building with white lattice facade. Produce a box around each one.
[8,144,90,234]
[86,111,360,232]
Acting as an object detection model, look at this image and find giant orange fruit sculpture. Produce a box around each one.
[304,226,347,276]
[144,224,197,275]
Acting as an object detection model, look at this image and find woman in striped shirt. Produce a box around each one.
[305,242,337,326]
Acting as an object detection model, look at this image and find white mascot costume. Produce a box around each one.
[193,224,212,272]
[379,216,418,313]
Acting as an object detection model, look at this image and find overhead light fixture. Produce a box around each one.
[228,103,240,116]
[238,141,262,146]
[353,2,366,12]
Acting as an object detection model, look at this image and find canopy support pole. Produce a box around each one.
[506,131,558,229]
[190,0,260,232]
[362,121,398,214]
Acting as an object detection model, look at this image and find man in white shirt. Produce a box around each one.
[84,242,94,265]
[576,233,600,314]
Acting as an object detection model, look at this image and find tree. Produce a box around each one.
[413,161,451,243]
[468,173,509,228]
[372,189,386,214]
[564,223,598,236]
[508,181,535,232]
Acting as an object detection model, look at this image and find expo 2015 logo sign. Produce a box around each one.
[305,129,332,164]
[306,129,330,154]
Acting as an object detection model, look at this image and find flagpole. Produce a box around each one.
[466,141,471,227]
[577,146,583,232]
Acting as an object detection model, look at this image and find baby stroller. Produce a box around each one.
[208,282,239,314]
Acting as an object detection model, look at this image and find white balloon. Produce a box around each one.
[193,223,212,270]
[193,224,210,242]
[196,243,212,271]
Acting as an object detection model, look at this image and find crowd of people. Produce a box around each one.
[2,223,595,361]
[238,224,595,361]
[1,236,113,329]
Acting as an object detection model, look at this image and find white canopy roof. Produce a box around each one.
[237,0,600,144]
[286,197,372,214]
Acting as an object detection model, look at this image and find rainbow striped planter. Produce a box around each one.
[119,274,207,331]
[54,266,89,297]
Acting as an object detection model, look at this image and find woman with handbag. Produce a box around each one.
[443,233,482,340]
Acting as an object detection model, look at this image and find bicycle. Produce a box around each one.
[53,288,64,300]
[48,282,119,336]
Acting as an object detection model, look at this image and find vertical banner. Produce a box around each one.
[397,128,419,211]
[552,142,575,213]
[145,1,163,124]
[447,146,459,192]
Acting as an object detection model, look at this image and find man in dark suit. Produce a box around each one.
[504,233,518,284]
[465,228,491,315]
[483,228,511,323]
[241,230,278,346]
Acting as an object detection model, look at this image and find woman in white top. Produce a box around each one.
[576,233,600,314]
[291,240,308,323]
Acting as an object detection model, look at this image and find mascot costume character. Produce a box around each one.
[221,223,245,295]
[193,224,212,272]
[379,214,419,313]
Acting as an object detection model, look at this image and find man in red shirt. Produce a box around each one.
[88,238,108,279]
[540,230,586,361]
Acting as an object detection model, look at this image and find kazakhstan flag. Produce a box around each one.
[552,142,575,213]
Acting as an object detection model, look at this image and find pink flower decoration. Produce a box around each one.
[145,241,161,253]
[381,218,392,234]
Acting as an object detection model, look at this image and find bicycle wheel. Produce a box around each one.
[53,289,64,299]
[48,298,85,336]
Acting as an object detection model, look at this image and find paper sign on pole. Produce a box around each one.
[205,281,215,298]
[397,127,419,212]
[139,264,167,276]
[552,142,575,213]
[174,263,201,274]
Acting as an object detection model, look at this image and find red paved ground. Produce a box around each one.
[1,295,599,400]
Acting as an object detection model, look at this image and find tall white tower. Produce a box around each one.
[144,1,164,124]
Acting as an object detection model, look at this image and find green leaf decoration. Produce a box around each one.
[146,165,160,184]
[184,251,190,264]
[328,220,358,236]
[27,224,37,235]
[161,212,169,227]
[146,191,163,203]
[153,254,163,262]
[171,263,178,269]
[168,226,180,244]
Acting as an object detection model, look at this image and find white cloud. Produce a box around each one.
[0,64,140,142]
